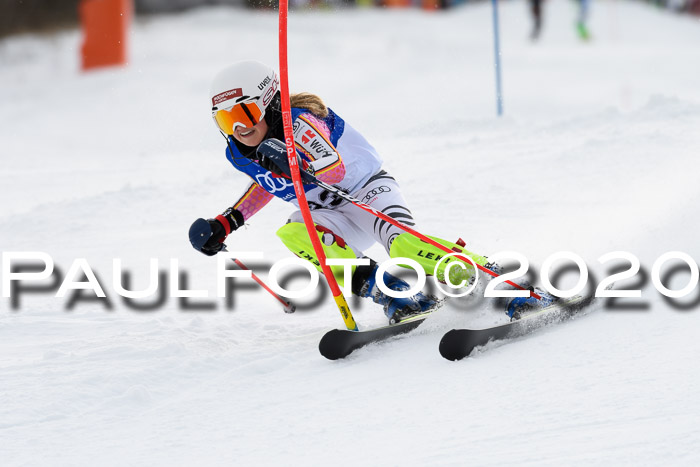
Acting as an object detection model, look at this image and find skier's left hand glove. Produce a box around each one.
[257,138,315,183]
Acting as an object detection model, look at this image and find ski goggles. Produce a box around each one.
[213,100,265,135]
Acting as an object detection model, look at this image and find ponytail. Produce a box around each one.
[290,92,329,118]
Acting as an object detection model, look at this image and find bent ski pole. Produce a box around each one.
[189,218,296,313]
[307,177,541,300]
[222,247,296,313]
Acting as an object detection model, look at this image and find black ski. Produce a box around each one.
[439,294,596,361]
[319,310,435,360]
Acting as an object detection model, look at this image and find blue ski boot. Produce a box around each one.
[506,287,557,321]
[353,261,439,325]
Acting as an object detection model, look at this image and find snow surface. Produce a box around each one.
[2,1,700,465]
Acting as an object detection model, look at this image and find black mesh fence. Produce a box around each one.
[2,0,698,40]
[0,0,245,38]
[0,0,81,37]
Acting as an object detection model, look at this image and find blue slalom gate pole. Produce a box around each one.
[491,0,503,116]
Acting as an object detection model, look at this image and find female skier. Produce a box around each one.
[189,60,547,322]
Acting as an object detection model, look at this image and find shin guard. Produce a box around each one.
[276,222,357,287]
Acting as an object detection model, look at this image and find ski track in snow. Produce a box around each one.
[1,1,700,465]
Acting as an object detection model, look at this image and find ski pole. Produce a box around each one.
[306,176,541,300]
[222,246,296,313]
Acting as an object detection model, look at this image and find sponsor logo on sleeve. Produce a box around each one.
[295,119,334,158]
[307,139,334,158]
[302,129,316,144]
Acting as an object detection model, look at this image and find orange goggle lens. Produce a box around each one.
[213,102,264,134]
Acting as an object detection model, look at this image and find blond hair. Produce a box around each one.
[290,92,328,118]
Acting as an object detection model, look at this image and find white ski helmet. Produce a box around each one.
[210,60,280,135]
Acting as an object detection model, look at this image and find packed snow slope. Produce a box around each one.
[2,1,700,465]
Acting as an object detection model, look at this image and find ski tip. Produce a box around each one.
[438,329,473,361]
[318,329,347,361]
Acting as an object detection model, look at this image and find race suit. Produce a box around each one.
[225,107,414,254]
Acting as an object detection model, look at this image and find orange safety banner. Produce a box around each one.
[80,0,132,70]
[383,0,411,7]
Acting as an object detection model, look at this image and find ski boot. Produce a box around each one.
[355,262,439,325]
[506,287,557,321]
[484,261,504,276]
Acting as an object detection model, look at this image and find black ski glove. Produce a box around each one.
[257,141,288,178]
[189,208,245,256]
[257,138,316,183]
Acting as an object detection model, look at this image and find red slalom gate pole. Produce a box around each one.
[278,1,358,330]
[308,177,541,300]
